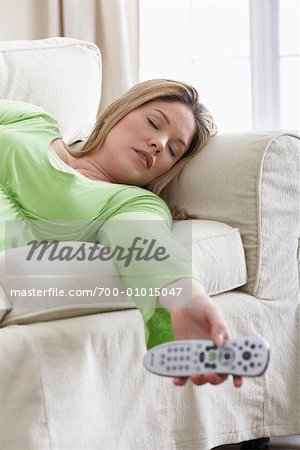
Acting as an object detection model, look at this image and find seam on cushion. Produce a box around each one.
[256,299,267,429]
[188,219,235,230]
[0,41,100,55]
[0,281,12,321]
[154,424,300,449]
[209,280,247,296]
[233,290,298,303]
[18,326,53,450]
[188,228,241,243]
[253,133,297,298]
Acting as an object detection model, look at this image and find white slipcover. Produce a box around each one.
[0,38,299,450]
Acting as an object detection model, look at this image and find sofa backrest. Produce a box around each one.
[0,37,102,144]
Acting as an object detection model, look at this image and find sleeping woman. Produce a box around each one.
[0,78,243,388]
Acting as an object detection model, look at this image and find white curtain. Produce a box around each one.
[0,0,139,110]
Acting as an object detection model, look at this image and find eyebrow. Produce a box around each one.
[153,109,187,149]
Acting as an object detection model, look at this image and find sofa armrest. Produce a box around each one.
[0,37,102,144]
[169,132,299,301]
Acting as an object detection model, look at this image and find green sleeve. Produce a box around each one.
[0,99,48,124]
[98,194,201,349]
[0,100,61,250]
[0,99,60,140]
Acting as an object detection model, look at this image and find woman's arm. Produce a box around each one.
[98,191,242,387]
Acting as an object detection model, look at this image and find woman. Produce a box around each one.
[0,79,242,388]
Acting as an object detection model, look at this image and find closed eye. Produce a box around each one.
[168,145,176,158]
[147,118,176,158]
[147,118,159,130]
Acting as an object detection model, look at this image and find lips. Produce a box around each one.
[133,149,153,169]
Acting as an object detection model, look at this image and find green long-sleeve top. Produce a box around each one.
[0,99,198,349]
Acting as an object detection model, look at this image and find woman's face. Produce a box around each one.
[95,100,196,186]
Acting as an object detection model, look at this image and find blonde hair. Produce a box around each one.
[75,79,217,219]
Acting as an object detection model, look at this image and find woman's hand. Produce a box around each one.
[159,279,243,388]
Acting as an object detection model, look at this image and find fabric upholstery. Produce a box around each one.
[169,132,300,301]
[0,37,298,449]
[0,294,298,450]
[0,220,247,325]
[0,37,101,144]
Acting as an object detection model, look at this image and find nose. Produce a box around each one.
[148,138,165,154]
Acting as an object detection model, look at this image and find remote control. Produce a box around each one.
[143,336,270,377]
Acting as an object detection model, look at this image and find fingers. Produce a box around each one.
[173,377,188,386]
[233,375,243,388]
[173,374,243,387]
[173,373,229,386]
[190,373,228,385]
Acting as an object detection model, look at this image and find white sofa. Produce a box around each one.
[0,38,299,450]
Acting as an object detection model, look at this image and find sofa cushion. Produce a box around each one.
[0,220,247,325]
[173,220,247,295]
[0,37,101,144]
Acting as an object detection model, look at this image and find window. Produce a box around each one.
[279,0,299,130]
[139,0,299,133]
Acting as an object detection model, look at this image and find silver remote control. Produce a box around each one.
[143,336,270,377]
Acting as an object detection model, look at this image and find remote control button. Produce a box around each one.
[244,366,248,372]
[205,363,217,369]
[219,348,235,365]
[243,351,251,360]
[199,352,205,363]
[206,345,217,351]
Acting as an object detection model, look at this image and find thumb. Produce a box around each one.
[206,306,229,347]
[213,325,227,347]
